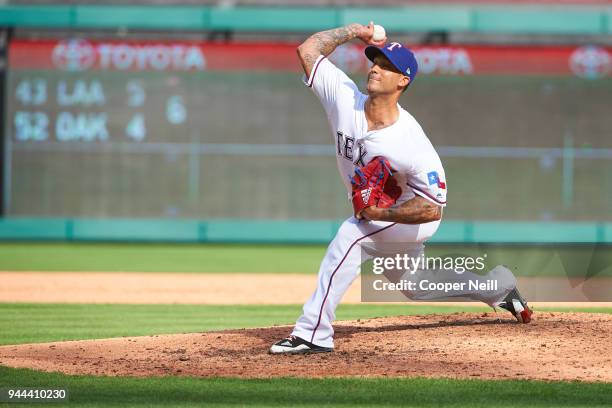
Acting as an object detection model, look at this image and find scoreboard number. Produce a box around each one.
[126,114,146,141]
[15,79,47,106]
[166,95,186,125]
[126,80,145,107]
[14,111,49,141]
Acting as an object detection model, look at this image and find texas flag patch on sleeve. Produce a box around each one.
[406,169,447,206]
[427,171,446,189]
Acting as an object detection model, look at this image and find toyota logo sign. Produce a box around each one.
[52,39,96,72]
[569,46,611,79]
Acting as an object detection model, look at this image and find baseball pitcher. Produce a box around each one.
[270,23,532,354]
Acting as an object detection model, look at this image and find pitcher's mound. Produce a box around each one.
[1,312,611,382]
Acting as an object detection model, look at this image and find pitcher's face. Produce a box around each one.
[366,55,410,96]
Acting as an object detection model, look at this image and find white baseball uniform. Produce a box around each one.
[291,55,517,348]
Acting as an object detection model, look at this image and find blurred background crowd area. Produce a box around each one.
[0,0,610,229]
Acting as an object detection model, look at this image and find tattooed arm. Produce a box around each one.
[297,23,386,77]
[360,196,442,224]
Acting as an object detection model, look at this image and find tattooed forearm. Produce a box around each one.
[367,196,442,224]
[297,24,362,76]
[307,24,362,58]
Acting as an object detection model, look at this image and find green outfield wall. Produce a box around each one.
[0,4,611,35]
[0,218,610,243]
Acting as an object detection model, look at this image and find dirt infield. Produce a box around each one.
[1,312,611,382]
[0,272,328,304]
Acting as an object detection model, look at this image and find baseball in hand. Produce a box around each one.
[372,24,386,42]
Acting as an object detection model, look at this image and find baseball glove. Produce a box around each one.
[350,156,401,218]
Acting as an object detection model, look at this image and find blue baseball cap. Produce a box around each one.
[365,42,418,85]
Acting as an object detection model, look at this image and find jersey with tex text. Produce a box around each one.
[303,55,447,207]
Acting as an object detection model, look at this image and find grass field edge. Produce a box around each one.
[1,366,611,408]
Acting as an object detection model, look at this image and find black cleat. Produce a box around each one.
[497,288,533,323]
[269,335,333,354]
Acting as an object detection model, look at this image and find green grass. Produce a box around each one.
[2,303,612,407]
[0,243,326,273]
[1,366,611,408]
[1,303,611,346]
[2,242,610,277]
[0,303,492,346]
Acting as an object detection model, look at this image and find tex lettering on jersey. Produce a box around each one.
[336,131,367,167]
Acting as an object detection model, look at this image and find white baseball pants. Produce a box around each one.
[291,217,517,348]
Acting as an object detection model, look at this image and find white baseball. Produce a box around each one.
[372,24,386,42]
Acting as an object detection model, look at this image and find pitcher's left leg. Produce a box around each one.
[270,218,437,354]
[290,218,399,349]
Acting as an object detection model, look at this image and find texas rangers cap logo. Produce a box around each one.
[365,42,419,83]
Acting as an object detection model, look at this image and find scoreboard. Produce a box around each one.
[6,39,213,145]
[12,77,186,143]
[8,38,609,146]
[3,37,611,218]
[2,38,325,218]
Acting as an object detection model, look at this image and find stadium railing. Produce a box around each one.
[0,4,610,35]
[0,218,610,243]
